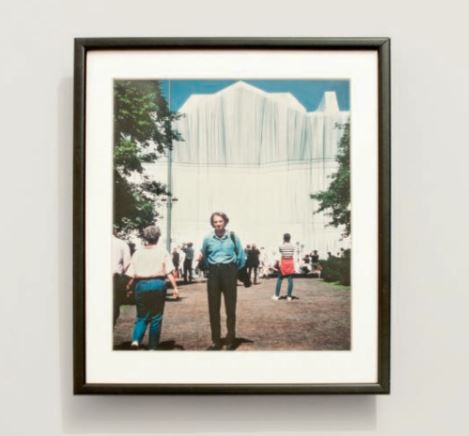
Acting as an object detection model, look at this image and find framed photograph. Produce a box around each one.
[74,37,390,394]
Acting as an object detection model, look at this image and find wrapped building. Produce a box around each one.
[149,81,350,257]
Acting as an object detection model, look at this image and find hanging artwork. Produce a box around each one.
[74,38,391,394]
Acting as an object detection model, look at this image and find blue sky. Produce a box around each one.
[160,79,350,112]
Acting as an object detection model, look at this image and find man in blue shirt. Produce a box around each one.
[201,211,246,350]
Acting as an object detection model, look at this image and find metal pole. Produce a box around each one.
[166,80,173,252]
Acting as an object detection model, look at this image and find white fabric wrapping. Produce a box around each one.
[148,81,350,257]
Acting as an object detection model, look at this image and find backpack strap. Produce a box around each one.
[230,231,238,257]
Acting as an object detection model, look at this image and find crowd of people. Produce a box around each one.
[112,211,335,351]
[165,239,328,288]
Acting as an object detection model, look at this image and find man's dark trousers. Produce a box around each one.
[207,263,238,346]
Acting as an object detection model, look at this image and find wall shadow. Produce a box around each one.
[57,77,376,434]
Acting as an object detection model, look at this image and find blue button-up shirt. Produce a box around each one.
[201,230,246,270]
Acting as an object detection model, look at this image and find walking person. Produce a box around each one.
[126,225,179,350]
[200,212,246,350]
[182,242,194,283]
[272,233,296,301]
[172,247,180,279]
[177,246,184,278]
[259,247,269,278]
[247,244,260,284]
[245,244,251,259]
[112,228,131,326]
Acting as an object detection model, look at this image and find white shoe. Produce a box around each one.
[272,295,280,301]
[130,340,139,349]
[287,296,293,302]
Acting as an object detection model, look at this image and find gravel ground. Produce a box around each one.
[113,277,350,351]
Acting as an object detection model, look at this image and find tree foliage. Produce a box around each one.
[311,122,351,238]
[113,80,182,235]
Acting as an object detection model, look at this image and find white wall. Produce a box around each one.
[1,0,468,435]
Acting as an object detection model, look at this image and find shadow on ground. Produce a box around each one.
[114,340,185,351]
[221,337,254,350]
[114,278,350,351]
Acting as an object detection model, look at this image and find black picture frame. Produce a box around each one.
[73,37,391,395]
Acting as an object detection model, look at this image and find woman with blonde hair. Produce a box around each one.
[126,225,179,350]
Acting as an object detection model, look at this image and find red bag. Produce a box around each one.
[280,258,295,276]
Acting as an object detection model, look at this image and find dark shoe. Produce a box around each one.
[225,342,237,351]
[207,343,222,351]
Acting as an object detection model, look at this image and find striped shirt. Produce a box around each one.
[279,242,295,258]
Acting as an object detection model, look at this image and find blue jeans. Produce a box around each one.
[132,278,167,350]
[275,274,293,297]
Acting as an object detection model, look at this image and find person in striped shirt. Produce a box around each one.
[272,233,296,301]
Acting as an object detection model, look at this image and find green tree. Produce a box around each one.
[113,80,182,235]
[311,122,350,238]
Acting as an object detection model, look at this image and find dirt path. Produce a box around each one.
[114,277,350,351]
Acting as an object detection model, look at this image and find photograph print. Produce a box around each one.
[112,78,352,353]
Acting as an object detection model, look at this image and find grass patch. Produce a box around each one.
[321,280,351,292]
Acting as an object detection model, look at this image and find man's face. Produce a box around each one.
[212,215,226,232]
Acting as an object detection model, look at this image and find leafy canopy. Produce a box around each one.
[311,122,350,238]
[113,80,182,236]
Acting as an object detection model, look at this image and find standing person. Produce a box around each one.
[272,233,296,302]
[172,248,180,279]
[259,247,268,278]
[177,246,185,278]
[245,245,252,277]
[126,226,179,350]
[182,242,194,283]
[311,250,320,271]
[112,229,131,326]
[311,250,319,265]
[201,212,246,350]
[247,244,260,284]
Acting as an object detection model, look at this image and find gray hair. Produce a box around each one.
[142,225,161,244]
[210,211,229,226]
